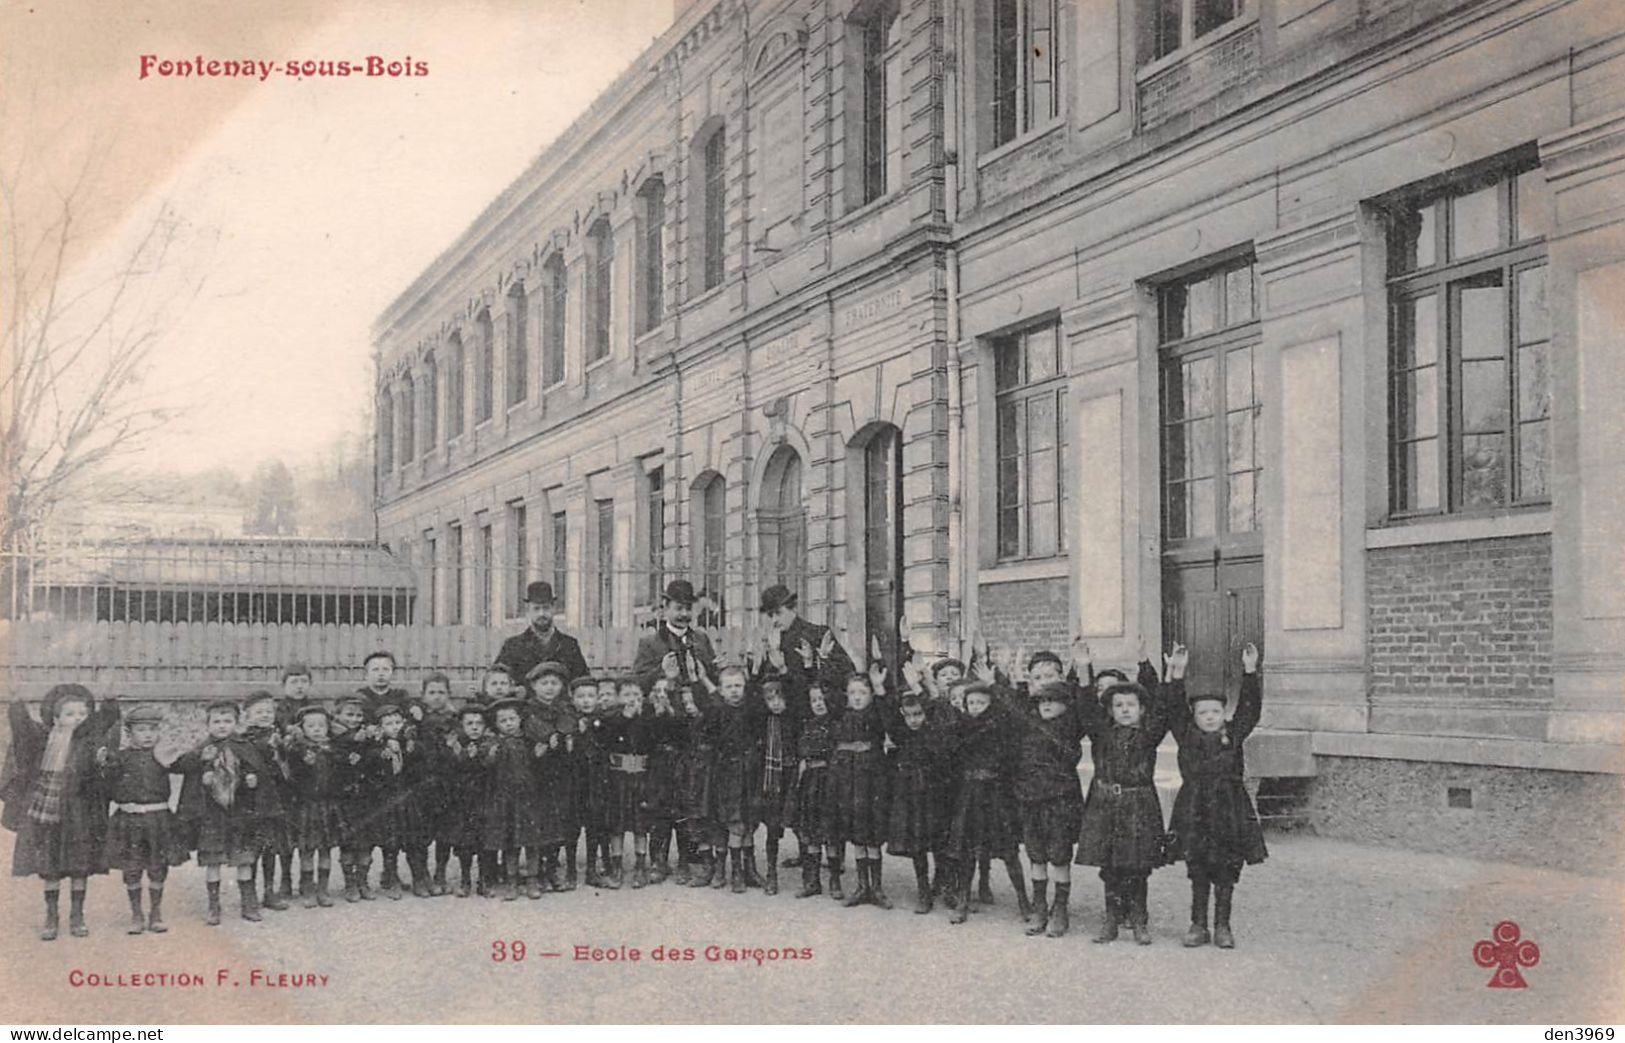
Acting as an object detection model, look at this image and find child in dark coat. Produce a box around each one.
[1013,677,1087,937]
[643,677,686,884]
[787,681,836,899]
[445,705,496,896]
[483,697,545,900]
[284,706,344,907]
[1169,643,1267,949]
[173,700,272,924]
[414,673,460,895]
[330,695,379,902]
[4,685,118,940]
[238,692,290,912]
[97,704,188,935]
[757,678,795,895]
[676,682,717,887]
[945,681,1030,925]
[599,678,654,889]
[265,663,314,907]
[700,665,765,894]
[573,678,613,889]
[1075,657,1173,945]
[522,663,577,891]
[885,692,953,915]
[828,670,892,909]
[373,703,431,898]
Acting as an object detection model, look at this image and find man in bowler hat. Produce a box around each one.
[758,583,855,699]
[495,581,589,687]
[631,580,719,691]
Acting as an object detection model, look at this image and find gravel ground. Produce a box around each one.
[0,831,1619,1024]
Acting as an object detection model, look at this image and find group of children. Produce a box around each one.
[2,640,1267,951]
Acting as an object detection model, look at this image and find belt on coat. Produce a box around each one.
[114,802,171,814]
[963,768,999,781]
[835,741,873,753]
[1094,781,1153,796]
[608,753,648,773]
[802,759,829,769]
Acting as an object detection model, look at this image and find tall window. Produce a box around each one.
[1385,159,1551,514]
[399,374,415,462]
[424,352,438,448]
[377,392,394,473]
[702,126,726,292]
[759,447,807,607]
[551,509,569,614]
[586,219,613,364]
[447,331,466,439]
[1143,0,1245,65]
[506,283,528,407]
[990,0,1059,148]
[478,521,494,626]
[475,308,494,424]
[645,465,665,607]
[595,499,615,627]
[449,523,465,624]
[425,533,438,625]
[694,473,726,625]
[508,501,528,618]
[637,178,666,335]
[542,253,567,388]
[1159,257,1262,541]
[994,322,1068,560]
[857,0,903,205]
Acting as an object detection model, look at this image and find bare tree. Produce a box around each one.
[0,124,212,551]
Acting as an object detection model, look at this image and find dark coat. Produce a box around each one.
[824,698,890,847]
[945,702,1020,856]
[5,698,120,879]
[481,733,544,850]
[698,697,764,831]
[495,625,589,688]
[886,711,953,857]
[631,624,718,692]
[772,617,856,714]
[1075,660,1174,870]
[101,748,189,870]
[443,733,495,850]
[1169,670,1268,867]
[522,698,578,846]
[283,736,346,852]
[173,734,275,864]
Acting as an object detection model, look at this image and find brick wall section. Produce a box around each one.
[1366,533,1553,704]
[1137,22,1261,131]
[977,577,1070,657]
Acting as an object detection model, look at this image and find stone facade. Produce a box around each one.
[373,0,1625,868]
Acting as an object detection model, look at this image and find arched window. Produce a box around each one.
[447,331,466,439]
[758,446,806,608]
[542,252,567,387]
[852,0,903,206]
[689,124,726,296]
[423,352,438,447]
[586,219,613,364]
[506,282,528,406]
[378,391,395,473]
[692,471,727,625]
[399,373,416,462]
[636,178,666,335]
[476,307,495,423]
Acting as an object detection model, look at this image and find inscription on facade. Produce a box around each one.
[751,328,805,371]
[839,287,905,331]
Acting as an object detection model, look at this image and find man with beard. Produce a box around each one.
[495,582,589,687]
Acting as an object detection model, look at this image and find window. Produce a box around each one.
[424,353,438,447]
[645,465,665,606]
[595,499,615,627]
[994,322,1068,560]
[542,253,567,388]
[508,501,528,618]
[1158,257,1262,542]
[551,509,569,614]
[447,331,466,438]
[702,126,726,292]
[990,0,1059,148]
[449,523,464,624]
[586,219,613,364]
[478,521,494,626]
[475,309,494,423]
[856,0,903,205]
[636,179,666,335]
[759,446,807,607]
[1385,159,1551,515]
[1143,0,1245,64]
[506,282,528,406]
[694,473,726,625]
[425,533,438,625]
[399,374,415,462]
[377,392,394,473]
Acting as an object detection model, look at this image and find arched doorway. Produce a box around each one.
[758,445,807,609]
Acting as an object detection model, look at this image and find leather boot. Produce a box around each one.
[239,878,263,922]
[632,853,649,889]
[712,846,730,890]
[742,848,766,889]
[650,836,669,884]
[381,855,404,900]
[409,852,432,898]
[763,839,780,895]
[433,855,450,897]
[1046,883,1071,938]
[976,852,995,905]
[603,852,623,890]
[729,848,747,893]
[272,861,293,910]
[357,856,376,901]
[1008,859,1033,923]
[455,856,472,898]
[869,858,893,910]
[949,871,971,925]
[912,857,933,915]
[1213,884,1236,949]
[127,888,145,935]
[147,887,167,933]
[1131,876,1152,945]
[564,847,579,891]
[502,866,520,901]
[796,848,822,899]
[343,864,361,903]
[262,855,289,911]
[68,888,88,937]
[316,865,334,907]
[842,859,869,907]
[207,880,223,924]
[673,837,692,886]
[1184,879,1212,947]
[941,858,959,910]
[1026,879,1050,936]
[40,891,60,941]
[826,852,845,901]
[1092,881,1120,943]
[688,848,714,888]
[584,852,604,889]
[300,870,318,908]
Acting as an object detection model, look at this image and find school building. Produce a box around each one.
[372,0,1625,872]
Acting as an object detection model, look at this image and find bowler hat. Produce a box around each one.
[663,579,697,605]
[524,581,556,605]
[758,583,796,614]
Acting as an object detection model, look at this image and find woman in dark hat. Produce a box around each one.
[4,684,119,940]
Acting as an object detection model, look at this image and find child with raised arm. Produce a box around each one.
[700,664,765,893]
[1169,643,1267,949]
[643,677,686,884]
[828,669,892,909]
[98,704,187,935]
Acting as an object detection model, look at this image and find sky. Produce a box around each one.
[0,0,676,478]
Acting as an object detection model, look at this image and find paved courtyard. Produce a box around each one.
[1,831,1620,1024]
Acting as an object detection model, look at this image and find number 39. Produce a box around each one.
[491,939,526,962]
